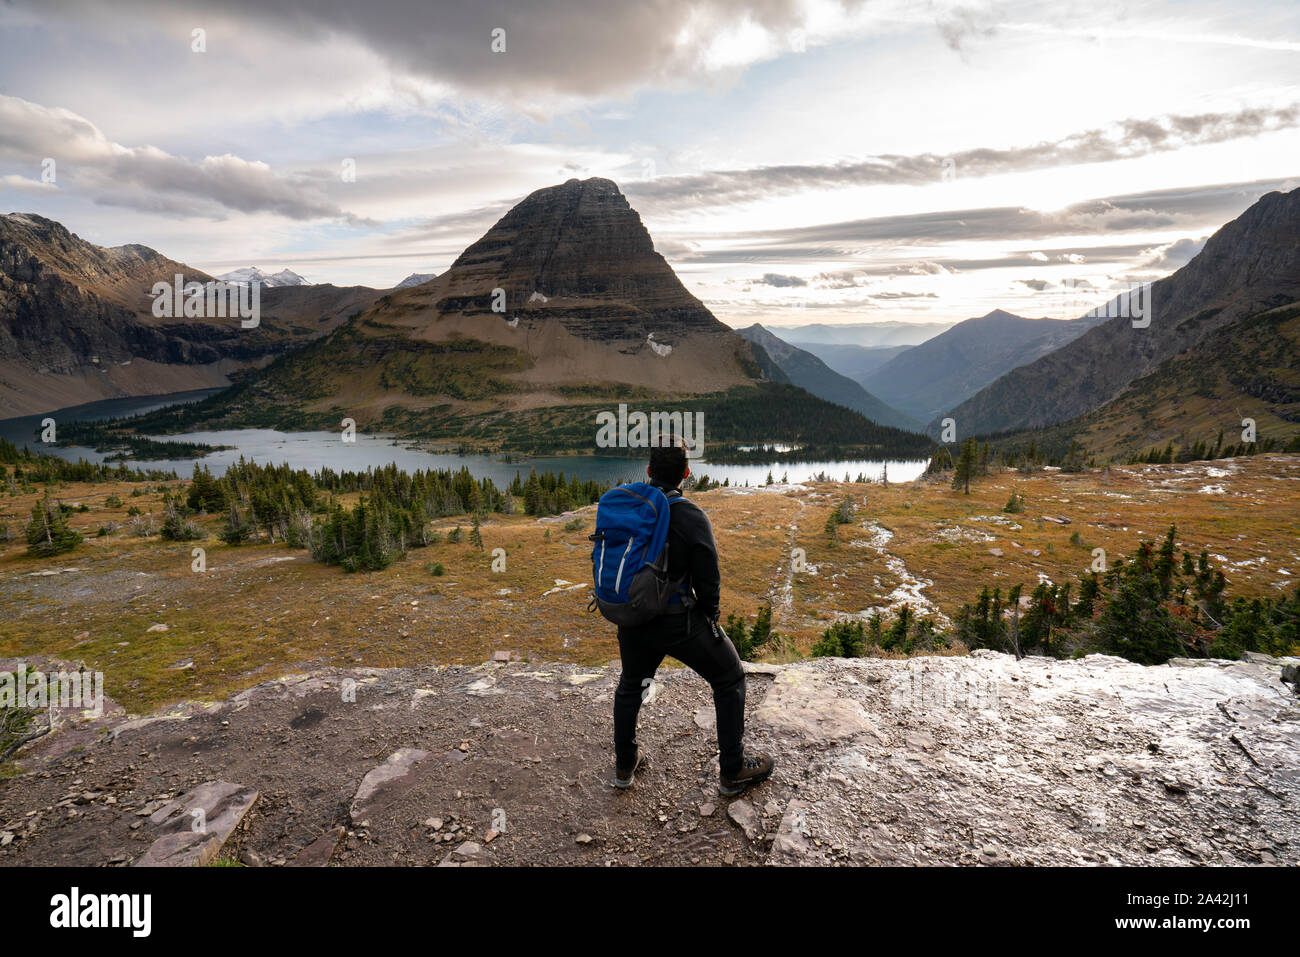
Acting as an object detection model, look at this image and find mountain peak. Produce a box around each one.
[977,309,1025,322]
[434,176,726,340]
[559,175,622,193]
[393,271,438,290]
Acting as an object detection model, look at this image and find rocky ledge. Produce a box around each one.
[1,651,1296,866]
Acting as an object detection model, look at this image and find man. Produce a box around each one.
[612,436,774,796]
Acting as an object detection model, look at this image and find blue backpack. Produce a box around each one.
[588,482,690,626]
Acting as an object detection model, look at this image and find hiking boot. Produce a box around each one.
[719,753,774,796]
[614,749,647,789]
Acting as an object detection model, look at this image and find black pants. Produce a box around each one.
[615,611,746,777]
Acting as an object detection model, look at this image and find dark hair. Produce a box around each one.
[648,433,688,487]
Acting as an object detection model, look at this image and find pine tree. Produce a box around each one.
[951,437,977,494]
[25,493,82,557]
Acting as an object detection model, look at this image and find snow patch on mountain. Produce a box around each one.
[393,272,437,290]
[217,267,311,287]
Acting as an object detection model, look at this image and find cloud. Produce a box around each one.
[1139,236,1208,269]
[935,4,999,52]
[673,178,1296,253]
[812,269,872,289]
[1016,279,1052,291]
[624,106,1300,212]
[0,173,56,192]
[0,94,366,222]
[28,0,838,102]
[755,272,807,287]
[871,291,937,299]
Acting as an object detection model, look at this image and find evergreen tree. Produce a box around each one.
[25,493,82,557]
[951,437,978,494]
[185,464,226,513]
[811,619,866,658]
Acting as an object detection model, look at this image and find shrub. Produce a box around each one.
[127,513,155,537]
[218,504,254,545]
[1,666,46,762]
[160,504,205,542]
[811,618,866,658]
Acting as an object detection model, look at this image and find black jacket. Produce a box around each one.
[651,480,721,620]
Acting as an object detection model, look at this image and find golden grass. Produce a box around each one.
[2,454,1297,713]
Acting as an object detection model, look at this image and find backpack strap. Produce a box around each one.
[662,495,694,607]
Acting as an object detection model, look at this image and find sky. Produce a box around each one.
[1,0,1297,328]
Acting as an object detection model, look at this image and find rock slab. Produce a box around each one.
[135,781,258,867]
[350,748,432,824]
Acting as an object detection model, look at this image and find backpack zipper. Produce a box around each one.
[613,538,634,593]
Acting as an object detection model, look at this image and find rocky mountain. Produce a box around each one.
[941,187,1300,439]
[0,213,379,416]
[170,178,932,458]
[1001,299,1300,461]
[737,324,920,431]
[393,272,438,290]
[862,309,1108,423]
[217,266,311,287]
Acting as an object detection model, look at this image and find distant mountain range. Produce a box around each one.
[760,320,953,348]
[5,180,1295,461]
[216,266,312,287]
[785,341,910,382]
[859,308,1108,423]
[0,213,379,416]
[942,186,1300,456]
[736,324,920,432]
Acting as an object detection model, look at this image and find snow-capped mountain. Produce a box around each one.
[393,272,438,289]
[217,266,311,287]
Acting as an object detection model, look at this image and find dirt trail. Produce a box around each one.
[773,496,807,627]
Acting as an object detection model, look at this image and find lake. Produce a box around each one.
[0,390,929,487]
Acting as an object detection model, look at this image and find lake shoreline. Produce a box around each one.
[1,389,931,487]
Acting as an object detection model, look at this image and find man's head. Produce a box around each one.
[647,433,691,488]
